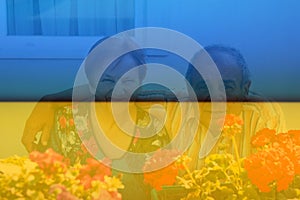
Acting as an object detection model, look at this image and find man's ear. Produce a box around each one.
[243,81,251,95]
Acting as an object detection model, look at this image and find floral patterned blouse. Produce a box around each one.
[43,103,171,165]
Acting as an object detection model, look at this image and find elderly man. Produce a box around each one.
[185,45,286,167]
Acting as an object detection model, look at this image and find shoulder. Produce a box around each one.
[243,92,286,132]
[41,84,92,102]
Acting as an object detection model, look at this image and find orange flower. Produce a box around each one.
[49,185,79,200]
[69,118,74,127]
[288,130,300,145]
[254,129,300,167]
[244,147,294,192]
[246,129,300,192]
[273,132,294,155]
[219,114,243,136]
[77,158,112,189]
[96,190,122,200]
[29,148,69,175]
[284,130,300,175]
[251,128,276,148]
[59,116,67,129]
[293,146,300,175]
[223,114,243,126]
[144,164,180,190]
[143,149,182,190]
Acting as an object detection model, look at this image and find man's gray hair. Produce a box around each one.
[204,44,251,85]
[186,45,251,86]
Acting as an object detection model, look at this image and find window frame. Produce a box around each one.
[0,1,142,60]
[0,0,7,36]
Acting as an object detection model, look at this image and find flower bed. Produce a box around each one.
[146,115,300,200]
[1,114,300,199]
[0,149,123,200]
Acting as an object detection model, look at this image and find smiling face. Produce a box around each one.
[186,47,251,128]
[84,37,146,101]
[211,51,249,101]
[96,54,143,101]
[188,51,250,101]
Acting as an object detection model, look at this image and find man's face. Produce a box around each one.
[188,50,250,128]
[96,54,142,101]
[211,51,247,101]
[190,51,248,101]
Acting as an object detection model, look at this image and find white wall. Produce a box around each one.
[141,0,300,100]
[0,37,99,100]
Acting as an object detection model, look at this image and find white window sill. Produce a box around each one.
[0,36,103,59]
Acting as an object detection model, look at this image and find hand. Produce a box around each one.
[22,102,55,152]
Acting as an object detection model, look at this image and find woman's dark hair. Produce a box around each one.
[85,36,147,83]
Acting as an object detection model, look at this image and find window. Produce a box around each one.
[0,0,137,100]
[0,0,138,60]
[5,0,135,36]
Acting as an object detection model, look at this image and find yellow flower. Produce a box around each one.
[0,162,21,176]
[103,176,124,192]
[23,159,38,172]
[26,189,35,197]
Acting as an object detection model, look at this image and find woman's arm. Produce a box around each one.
[22,85,90,152]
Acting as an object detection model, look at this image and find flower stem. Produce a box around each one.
[231,136,241,173]
[183,163,199,188]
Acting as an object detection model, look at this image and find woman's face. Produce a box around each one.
[96,54,143,101]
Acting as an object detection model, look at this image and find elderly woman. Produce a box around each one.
[22,37,192,199]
